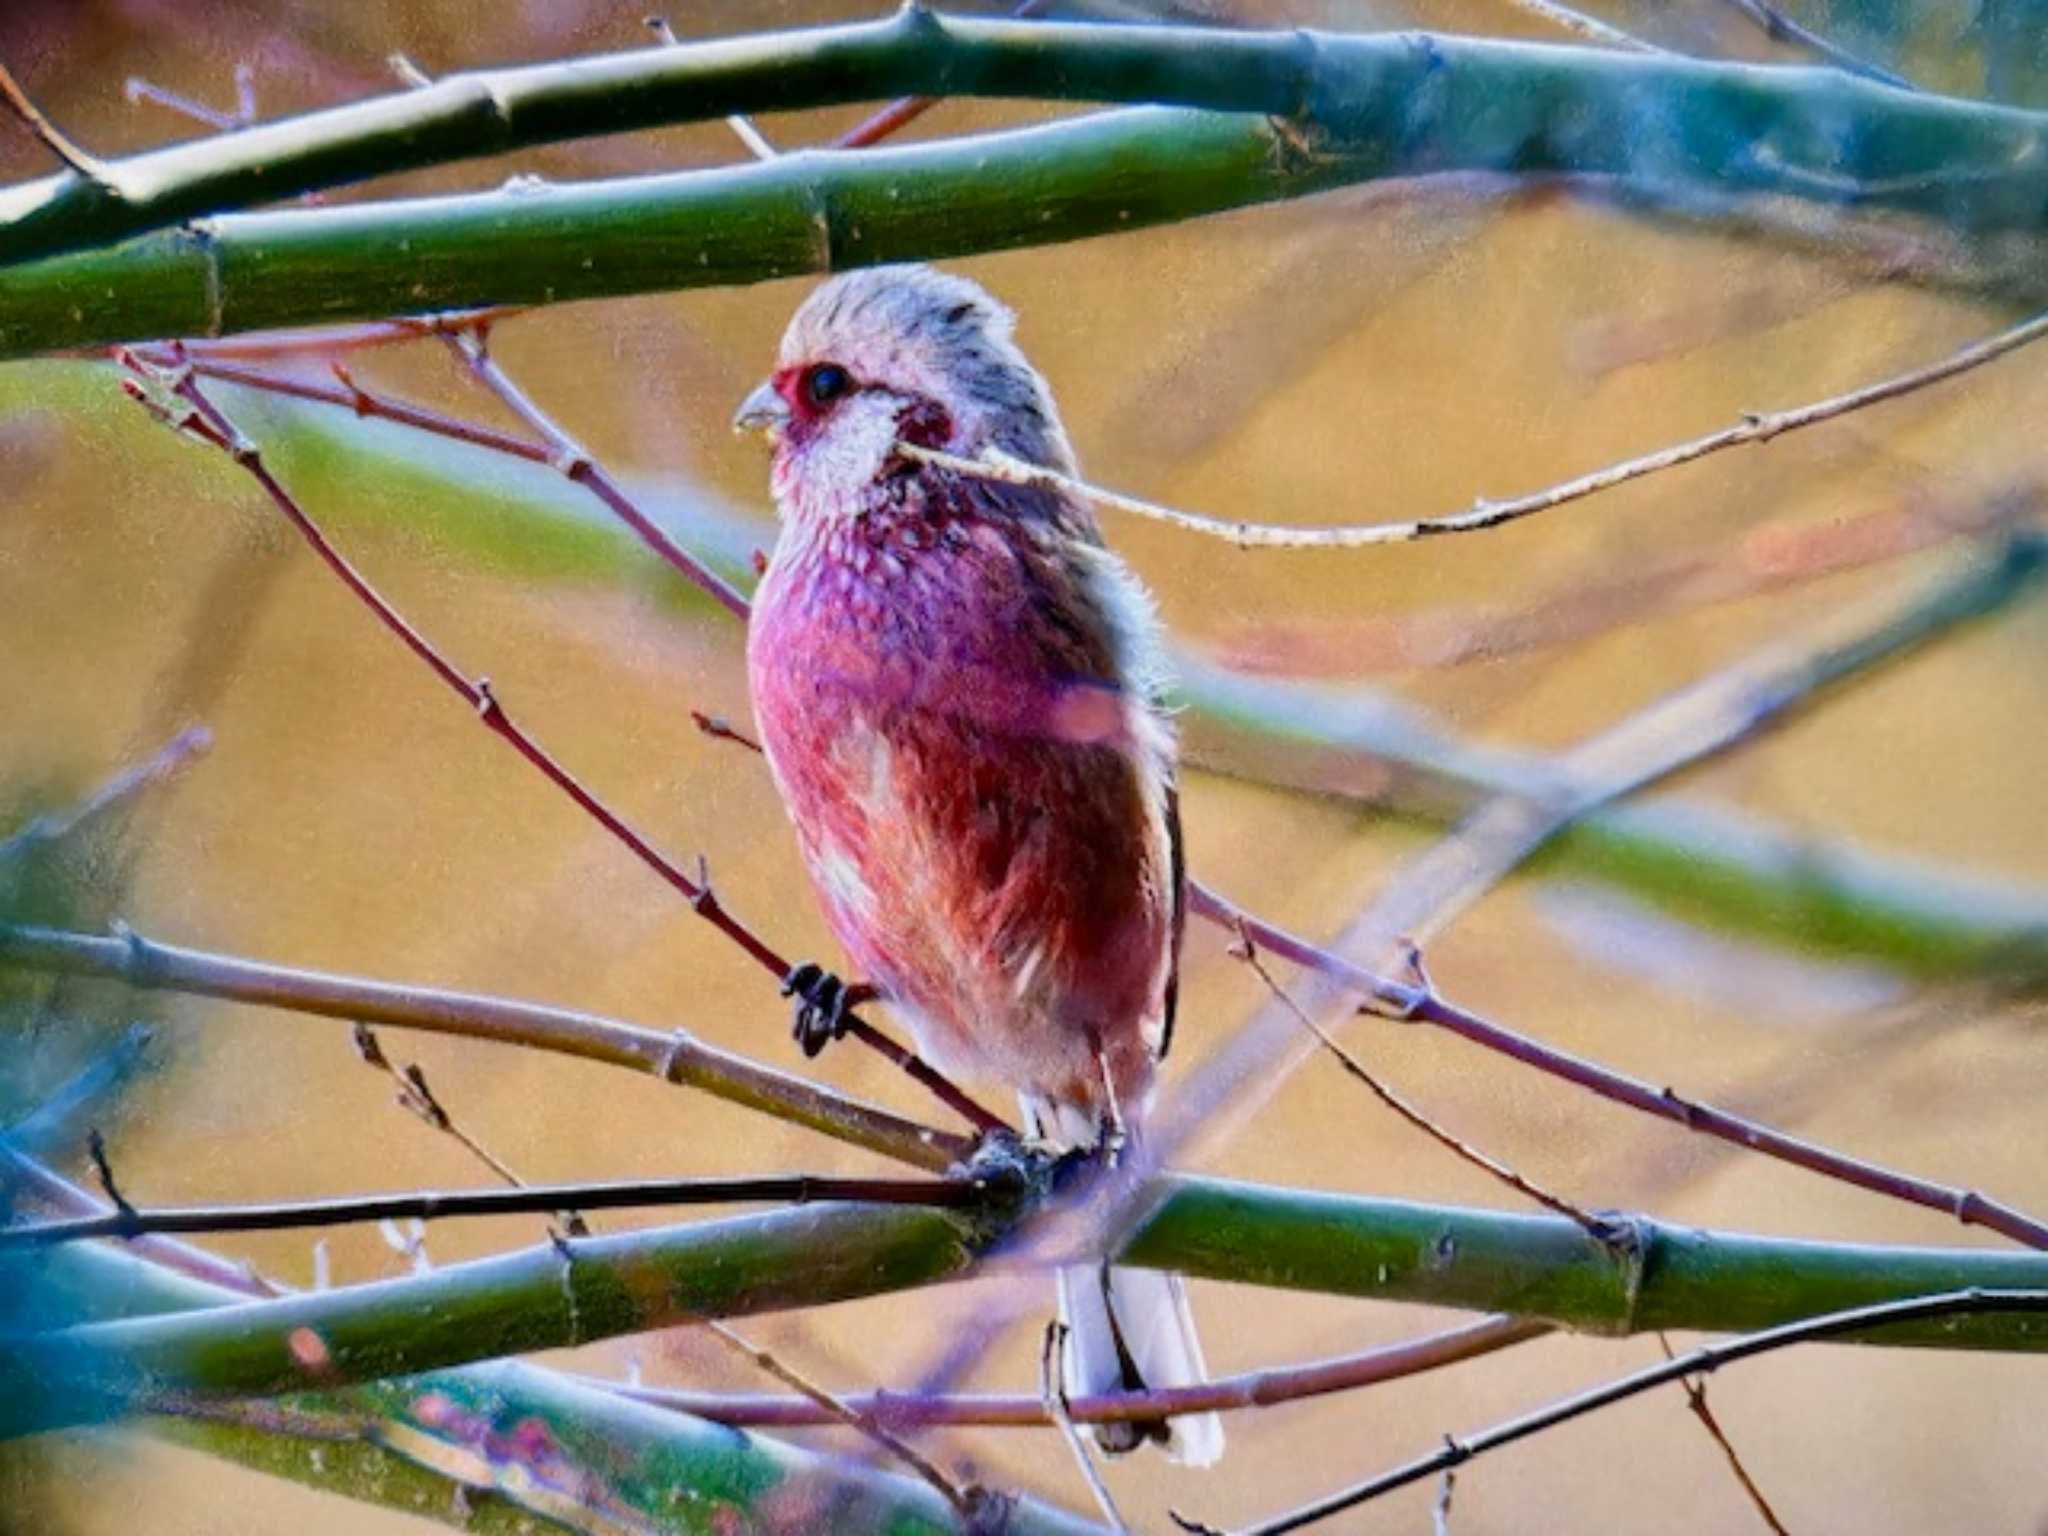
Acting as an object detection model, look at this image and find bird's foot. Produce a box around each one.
[781,962,873,1058]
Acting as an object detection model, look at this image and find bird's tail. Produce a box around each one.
[1029,1096,1225,1467]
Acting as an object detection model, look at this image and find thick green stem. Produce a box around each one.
[25,1242,1101,1535]
[4,19,2048,353]
[11,1177,2048,1439]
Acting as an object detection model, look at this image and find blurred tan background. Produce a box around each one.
[3,1,2047,1531]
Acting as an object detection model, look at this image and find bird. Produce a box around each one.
[735,264,1222,1465]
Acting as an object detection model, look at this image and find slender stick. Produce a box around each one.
[1192,1289,2048,1536]
[606,1313,1547,1428]
[898,308,2048,551]
[1041,1322,1131,1535]
[131,359,1004,1138]
[0,1171,983,1246]
[438,327,748,630]
[1711,0,1914,89]
[0,922,967,1171]
[1230,928,1619,1245]
[1494,0,1656,51]
[1658,1334,1792,1535]
[0,58,109,182]
[0,726,211,868]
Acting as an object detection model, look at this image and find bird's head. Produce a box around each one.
[734,265,1076,515]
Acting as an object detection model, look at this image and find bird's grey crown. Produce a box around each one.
[779,264,1077,471]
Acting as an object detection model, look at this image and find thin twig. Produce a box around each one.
[603,1313,1546,1428]
[0,1170,982,1246]
[707,1318,978,1518]
[898,307,2048,551]
[1041,1322,1131,1535]
[1227,924,1621,1247]
[1711,0,1914,89]
[125,355,1003,1138]
[1217,483,2021,676]
[1495,0,1657,50]
[1658,1334,1793,1535]
[439,327,749,618]
[349,1023,584,1232]
[0,921,967,1171]
[125,64,260,132]
[1,1149,281,1296]
[0,726,211,869]
[644,18,776,160]
[159,308,514,362]
[0,59,110,182]
[1185,1291,2048,1536]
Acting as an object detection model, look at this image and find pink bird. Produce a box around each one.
[737,265,1222,1464]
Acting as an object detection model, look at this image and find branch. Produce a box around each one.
[0,726,211,869]
[1196,1288,2048,1536]
[7,20,2048,350]
[0,1171,983,1246]
[0,921,969,1171]
[902,310,2048,550]
[605,1313,1547,1428]
[25,1234,1101,1535]
[14,1177,2048,1438]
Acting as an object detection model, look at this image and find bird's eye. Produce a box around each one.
[804,364,852,407]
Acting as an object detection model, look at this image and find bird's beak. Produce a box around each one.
[732,380,790,443]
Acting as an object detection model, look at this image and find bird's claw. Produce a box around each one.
[783,961,861,1058]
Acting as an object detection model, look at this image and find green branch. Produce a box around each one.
[11,1177,2048,1439]
[26,1241,1101,1535]
[5,17,2048,354]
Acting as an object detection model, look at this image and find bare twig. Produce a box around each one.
[125,64,259,131]
[1227,924,1620,1247]
[899,307,2048,551]
[439,326,749,619]
[0,726,211,869]
[0,59,111,183]
[1,1149,280,1296]
[1217,483,2022,676]
[1711,0,1914,89]
[159,308,515,362]
[1495,0,1656,50]
[0,1170,982,1246]
[603,1313,1546,1428]
[1186,1291,2048,1536]
[0,921,969,1171]
[1041,1322,1131,1535]
[644,18,776,160]
[706,1317,979,1518]
[123,355,1003,1138]
[1658,1334,1793,1535]
[350,1024,530,1192]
